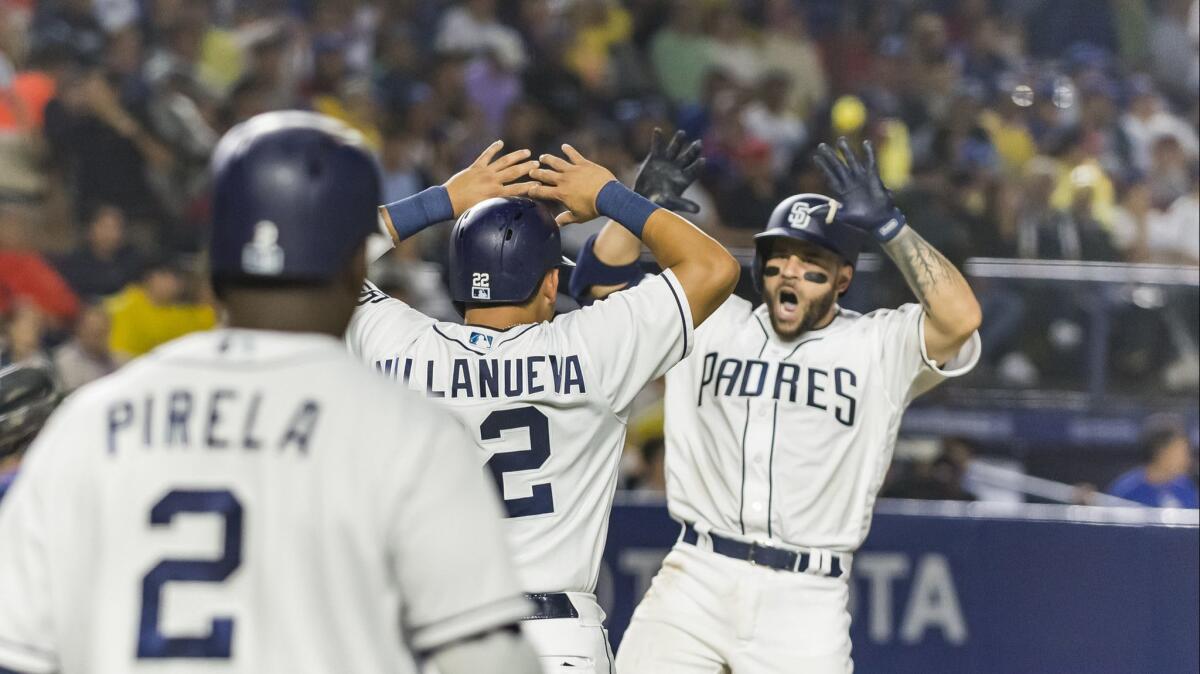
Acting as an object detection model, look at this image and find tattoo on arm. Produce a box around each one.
[882,228,963,311]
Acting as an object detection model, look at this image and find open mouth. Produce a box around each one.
[778,289,799,316]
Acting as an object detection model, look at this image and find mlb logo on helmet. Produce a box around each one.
[242,220,285,275]
[471,272,491,300]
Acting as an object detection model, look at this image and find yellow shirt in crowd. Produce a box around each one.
[105,286,217,360]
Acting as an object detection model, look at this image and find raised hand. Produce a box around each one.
[444,140,541,217]
[529,144,618,226]
[634,128,705,213]
[813,137,901,238]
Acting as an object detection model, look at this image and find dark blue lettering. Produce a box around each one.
[527,356,545,394]
[451,359,473,398]
[563,355,586,394]
[143,395,154,446]
[479,359,499,398]
[206,390,235,449]
[165,391,191,447]
[549,355,563,392]
[834,368,857,427]
[108,400,133,454]
[376,358,394,377]
[806,368,828,411]
[242,392,263,450]
[774,363,801,402]
[426,361,445,398]
[402,358,413,383]
[739,360,769,397]
[504,359,525,397]
[715,359,742,397]
[699,352,718,405]
[280,400,320,454]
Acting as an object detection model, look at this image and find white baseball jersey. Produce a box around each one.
[0,329,530,674]
[664,297,980,553]
[346,270,694,594]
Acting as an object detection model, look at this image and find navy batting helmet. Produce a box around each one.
[448,197,572,312]
[0,362,59,461]
[209,111,381,283]
[752,193,868,291]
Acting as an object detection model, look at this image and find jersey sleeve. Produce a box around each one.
[559,268,695,415]
[871,303,981,405]
[379,401,531,654]
[0,408,67,673]
[345,281,435,361]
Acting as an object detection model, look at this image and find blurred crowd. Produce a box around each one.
[0,0,1197,493]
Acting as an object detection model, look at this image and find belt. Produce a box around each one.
[522,592,579,620]
[681,522,845,578]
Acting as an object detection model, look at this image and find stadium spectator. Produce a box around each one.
[29,0,106,65]
[1152,173,1200,265]
[435,0,527,72]
[882,439,977,502]
[0,303,50,368]
[741,70,807,174]
[52,204,144,300]
[42,68,173,237]
[104,257,215,364]
[1014,157,1084,259]
[0,207,79,326]
[758,0,827,120]
[1148,0,1200,105]
[1108,418,1200,508]
[704,4,760,88]
[52,302,114,392]
[1121,76,1199,174]
[649,0,712,105]
[1146,134,1194,207]
[564,0,635,94]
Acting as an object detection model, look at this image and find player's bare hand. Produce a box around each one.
[528,144,616,226]
[634,128,704,213]
[444,140,541,217]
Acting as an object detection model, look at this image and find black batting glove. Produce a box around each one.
[814,137,906,242]
[633,128,705,214]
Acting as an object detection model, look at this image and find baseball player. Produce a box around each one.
[0,112,541,674]
[350,140,739,672]
[0,362,60,504]
[575,138,983,673]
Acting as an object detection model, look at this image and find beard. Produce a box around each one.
[764,284,837,341]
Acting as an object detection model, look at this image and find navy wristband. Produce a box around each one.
[873,208,907,243]
[568,233,645,304]
[595,181,658,238]
[380,185,455,240]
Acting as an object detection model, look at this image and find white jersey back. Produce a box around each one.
[347,271,694,594]
[0,329,529,674]
[664,297,980,553]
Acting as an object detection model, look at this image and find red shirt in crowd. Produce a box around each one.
[0,250,80,323]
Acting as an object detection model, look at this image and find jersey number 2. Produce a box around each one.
[482,407,554,518]
[137,489,243,659]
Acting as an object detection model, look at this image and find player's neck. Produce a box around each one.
[222,289,353,338]
[463,305,543,331]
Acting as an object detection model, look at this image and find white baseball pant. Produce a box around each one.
[616,543,852,674]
